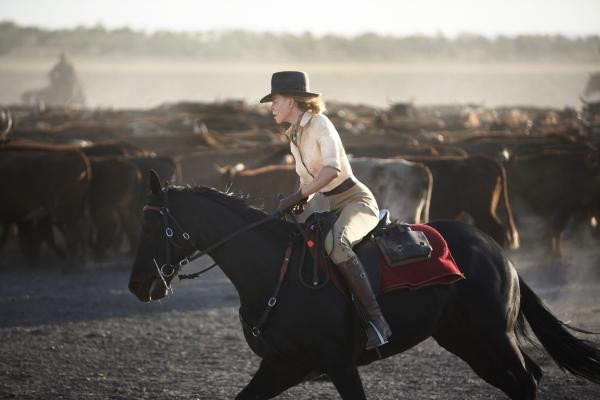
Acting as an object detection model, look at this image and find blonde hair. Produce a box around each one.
[291,95,326,115]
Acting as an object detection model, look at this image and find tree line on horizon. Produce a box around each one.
[1,21,599,62]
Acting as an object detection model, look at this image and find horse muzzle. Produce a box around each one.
[129,276,168,302]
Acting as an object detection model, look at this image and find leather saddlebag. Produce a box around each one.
[374,223,433,267]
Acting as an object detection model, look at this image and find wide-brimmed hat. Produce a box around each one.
[260,71,320,103]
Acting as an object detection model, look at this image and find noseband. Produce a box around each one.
[143,204,197,294]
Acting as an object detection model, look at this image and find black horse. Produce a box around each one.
[129,171,600,399]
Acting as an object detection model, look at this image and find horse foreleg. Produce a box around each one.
[326,364,367,400]
[236,359,310,400]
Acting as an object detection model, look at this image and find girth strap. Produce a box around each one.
[240,245,293,337]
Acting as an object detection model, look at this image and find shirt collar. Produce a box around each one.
[299,112,312,127]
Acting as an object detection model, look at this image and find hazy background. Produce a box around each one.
[1,0,599,108]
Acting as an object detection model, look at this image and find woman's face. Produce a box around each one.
[271,94,294,124]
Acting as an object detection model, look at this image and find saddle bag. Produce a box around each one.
[374,223,433,267]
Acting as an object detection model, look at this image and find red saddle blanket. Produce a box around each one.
[379,224,464,293]
[308,223,464,294]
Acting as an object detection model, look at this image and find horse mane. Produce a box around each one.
[189,185,267,219]
[167,185,294,236]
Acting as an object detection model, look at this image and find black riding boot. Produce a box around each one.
[336,255,392,350]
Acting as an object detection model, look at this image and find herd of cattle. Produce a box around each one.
[1,99,599,268]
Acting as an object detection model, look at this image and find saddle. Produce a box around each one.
[302,209,438,295]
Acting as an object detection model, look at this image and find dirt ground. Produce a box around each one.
[1,242,600,399]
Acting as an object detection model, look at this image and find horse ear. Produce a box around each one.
[149,169,162,196]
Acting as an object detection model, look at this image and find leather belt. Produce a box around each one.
[322,177,356,197]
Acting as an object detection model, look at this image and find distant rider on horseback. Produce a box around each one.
[261,71,392,349]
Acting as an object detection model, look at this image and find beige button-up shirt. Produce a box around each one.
[288,112,354,193]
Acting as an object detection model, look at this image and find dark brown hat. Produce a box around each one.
[260,71,320,103]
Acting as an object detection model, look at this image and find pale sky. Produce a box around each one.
[1,0,598,37]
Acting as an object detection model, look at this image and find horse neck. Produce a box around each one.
[173,191,289,316]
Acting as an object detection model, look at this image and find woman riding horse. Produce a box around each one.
[129,172,600,399]
[263,71,391,349]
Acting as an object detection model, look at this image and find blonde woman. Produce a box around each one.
[261,71,391,349]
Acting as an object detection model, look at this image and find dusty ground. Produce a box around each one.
[1,243,600,399]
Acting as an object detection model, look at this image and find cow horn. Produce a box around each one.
[234,163,245,172]
[215,164,228,175]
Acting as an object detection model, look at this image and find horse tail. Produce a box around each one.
[500,164,519,249]
[518,276,600,384]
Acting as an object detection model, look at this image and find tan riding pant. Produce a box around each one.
[322,181,380,264]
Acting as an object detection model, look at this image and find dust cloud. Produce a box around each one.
[0,57,596,109]
[510,214,600,332]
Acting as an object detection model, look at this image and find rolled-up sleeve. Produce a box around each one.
[316,118,342,171]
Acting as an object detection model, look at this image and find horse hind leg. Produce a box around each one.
[522,350,543,385]
[236,359,310,400]
[435,330,538,400]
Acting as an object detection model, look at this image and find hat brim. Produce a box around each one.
[260,91,320,103]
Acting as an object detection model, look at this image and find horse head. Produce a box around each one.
[128,166,295,307]
[128,170,194,302]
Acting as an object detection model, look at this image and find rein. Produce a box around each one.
[288,211,330,290]
[143,203,280,284]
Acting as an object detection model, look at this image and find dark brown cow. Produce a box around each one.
[504,149,600,255]
[88,157,142,260]
[87,155,178,258]
[452,134,593,160]
[0,146,91,266]
[340,143,519,249]
[0,216,66,267]
[15,216,67,266]
[397,155,520,249]
[0,138,153,262]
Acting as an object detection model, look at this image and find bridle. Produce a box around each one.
[143,193,280,294]
[143,189,328,337]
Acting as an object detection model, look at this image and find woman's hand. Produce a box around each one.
[278,189,308,214]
